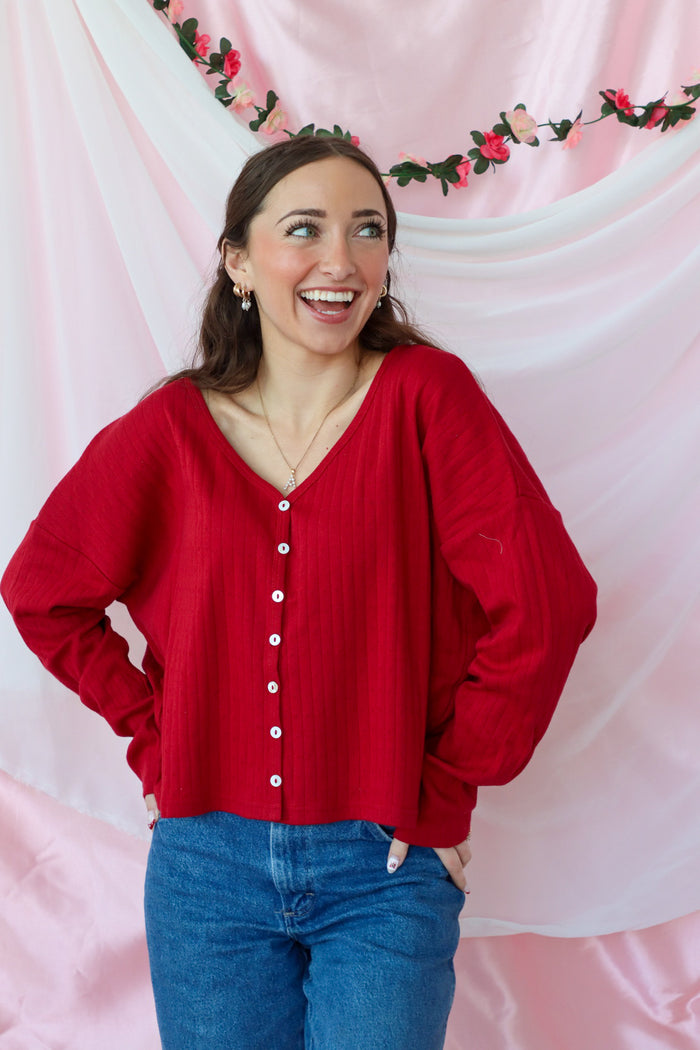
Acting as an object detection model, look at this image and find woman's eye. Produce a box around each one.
[357,223,386,239]
[286,224,317,238]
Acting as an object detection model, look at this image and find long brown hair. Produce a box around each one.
[166,136,438,393]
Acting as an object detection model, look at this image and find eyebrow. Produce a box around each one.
[276,208,385,225]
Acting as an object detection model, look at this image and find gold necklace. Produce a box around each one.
[257,363,361,492]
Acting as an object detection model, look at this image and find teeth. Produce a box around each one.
[300,290,355,302]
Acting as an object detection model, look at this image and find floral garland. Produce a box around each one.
[152,0,700,196]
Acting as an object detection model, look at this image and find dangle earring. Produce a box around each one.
[376,284,388,309]
[233,283,253,312]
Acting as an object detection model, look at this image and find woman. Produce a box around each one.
[1,136,596,1049]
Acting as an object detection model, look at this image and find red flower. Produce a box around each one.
[351,136,361,147]
[194,31,211,58]
[604,89,634,115]
[223,49,241,80]
[480,131,510,162]
[645,102,669,129]
[454,158,471,187]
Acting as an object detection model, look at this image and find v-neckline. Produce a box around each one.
[187,348,395,500]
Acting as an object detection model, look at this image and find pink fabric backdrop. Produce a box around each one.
[2,0,700,1046]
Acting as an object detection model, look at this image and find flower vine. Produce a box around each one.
[151,0,700,196]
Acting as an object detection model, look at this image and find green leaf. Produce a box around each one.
[499,111,507,124]
[527,136,540,148]
[467,147,481,160]
[266,90,278,110]
[220,37,232,54]
[181,17,198,42]
[473,156,490,175]
[616,110,639,127]
[297,123,316,136]
[470,130,486,146]
[493,123,510,137]
[514,102,526,111]
[440,179,449,197]
[214,83,229,99]
[600,102,614,117]
[209,52,223,70]
[178,37,197,60]
[153,0,168,10]
[332,125,343,136]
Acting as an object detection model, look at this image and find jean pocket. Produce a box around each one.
[361,822,395,843]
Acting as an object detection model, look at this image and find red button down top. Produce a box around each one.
[1,345,597,846]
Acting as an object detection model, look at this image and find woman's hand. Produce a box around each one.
[387,837,472,891]
[145,793,160,830]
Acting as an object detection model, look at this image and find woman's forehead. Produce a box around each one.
[259,156,387,217]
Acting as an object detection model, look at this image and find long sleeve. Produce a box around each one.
[1,392,177,796]
[394,351,597,846]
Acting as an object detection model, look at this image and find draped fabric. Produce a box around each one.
[1,0,699,1046]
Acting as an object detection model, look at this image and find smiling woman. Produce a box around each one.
[1,136,597,1049]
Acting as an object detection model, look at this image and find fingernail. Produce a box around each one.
[147,813,158,830]
[387,855,400,873]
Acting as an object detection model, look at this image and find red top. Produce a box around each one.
[1,346,596,846]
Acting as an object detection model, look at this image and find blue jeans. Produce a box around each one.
[144,812,463,1049]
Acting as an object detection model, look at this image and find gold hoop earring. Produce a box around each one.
[375,285,388,309]
[233,283,253,312]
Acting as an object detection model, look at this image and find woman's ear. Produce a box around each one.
[221,240,249,285]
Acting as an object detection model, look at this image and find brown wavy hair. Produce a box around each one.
[165,136,438,393]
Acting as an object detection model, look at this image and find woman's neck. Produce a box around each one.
[256,346,363,433]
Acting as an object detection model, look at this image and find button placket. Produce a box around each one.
[264,494,292,806]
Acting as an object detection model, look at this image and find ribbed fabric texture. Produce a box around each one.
[1,346,596,846]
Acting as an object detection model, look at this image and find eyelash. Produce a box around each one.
[284,219,387,240]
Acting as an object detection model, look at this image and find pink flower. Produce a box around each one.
[604,89,634,115]
[505,108,538,143]
[228,82,254,110]
[562,118,583,150]
[260,104,287,135]
[398,151,427,167]
[167,0,184,22]
[351,136,361,147]
[194,31,210,58]
[480,131,510,162]
[644,102,669,129]
[454,158,471,188]
[223,49,241,80]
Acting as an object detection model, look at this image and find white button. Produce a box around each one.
[269,634,281,646]
[272,590,284,603]
[278,543,290,554]
[270,726,282,738]
[270,774,282,787]
[267,681,279,694]
[278,500,290,511]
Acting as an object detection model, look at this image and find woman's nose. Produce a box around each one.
[320,235,356,280]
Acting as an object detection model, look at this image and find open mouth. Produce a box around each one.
[299,289,357,316]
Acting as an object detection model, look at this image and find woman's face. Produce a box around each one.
[224,156,390,363]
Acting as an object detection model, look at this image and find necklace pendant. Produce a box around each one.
[283,471,296,492]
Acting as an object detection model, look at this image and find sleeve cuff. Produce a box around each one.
[393,757,477,847]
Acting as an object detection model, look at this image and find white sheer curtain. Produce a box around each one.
[2,1,699,1046]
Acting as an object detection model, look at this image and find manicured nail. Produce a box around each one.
[147,813,158,830]
[387,855,400,873]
